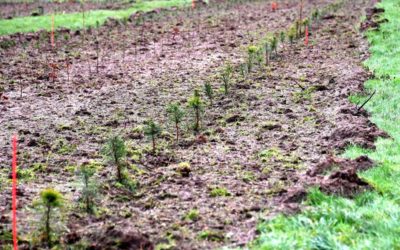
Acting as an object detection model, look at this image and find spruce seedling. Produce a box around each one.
[288,28,295,45]
[102,135,127,182]
[144,119,162,153]
[166,103,185,142]
[239,63,248,79]
[204,81,214,105]
[221,63,233,94]
[188,90,204,132]
[280,31,286,44]
[39,188,63,248]
[247,45,257,73]
[270,36,278,56]
[78,163,97,214]
[264,42,270,66]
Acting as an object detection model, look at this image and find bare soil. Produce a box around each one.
[0,0,383,248]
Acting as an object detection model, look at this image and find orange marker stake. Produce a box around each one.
[12,135,18,250]
[51,15,55,48]
[304,26,309,46]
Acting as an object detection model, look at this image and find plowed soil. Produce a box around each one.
[0,0,382,248]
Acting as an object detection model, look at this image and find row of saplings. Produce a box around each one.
[27,6,332,248]
[21,84,211,248]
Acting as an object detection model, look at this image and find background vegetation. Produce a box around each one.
[0,0,190,35]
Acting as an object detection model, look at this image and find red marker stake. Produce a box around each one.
[12,135,18,250]
[271,2,278,12]
[305,26,309,46]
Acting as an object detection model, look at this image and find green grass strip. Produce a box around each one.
[0,0,190,36]
[249,0,400,249]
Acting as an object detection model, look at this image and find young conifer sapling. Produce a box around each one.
[39,188,63,248]
[166,103,185,142]
[144,119,162,153]
[204,81,214,105]
[102,135,127,182]
[78,163,97,213]
[188,90,204,132]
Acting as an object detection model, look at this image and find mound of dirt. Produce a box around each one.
[88,225,154,250]
[308,155,373,177]
[311,155,374,197]
[326,114,388,150]
[281,156,374,205]
[360,7,387,31]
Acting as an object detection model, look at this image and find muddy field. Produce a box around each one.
[0,0,381,248]
[0,1,130,20]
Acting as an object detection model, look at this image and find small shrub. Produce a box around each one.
[144,119,162,153]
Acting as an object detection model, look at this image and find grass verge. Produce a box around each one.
[0,0,190,36]
[249,0,400,249]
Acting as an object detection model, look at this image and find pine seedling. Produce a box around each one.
[39,188,63,248]
[247,45,258,73]
[188,90,204,132]
[256,47,264,66]
[280,31,286,44]
[166,103,185,142]
[264,41,271,66]
[270,36,278,56]
[288,27,296,45]
[78,163,97,214]
[144,119,162,153]
[102,135,127,182]
[204,81,214,105]
[221,63,233,94]
[312,9,320,22]
[303,18,310,34]
[239,63,248,79]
